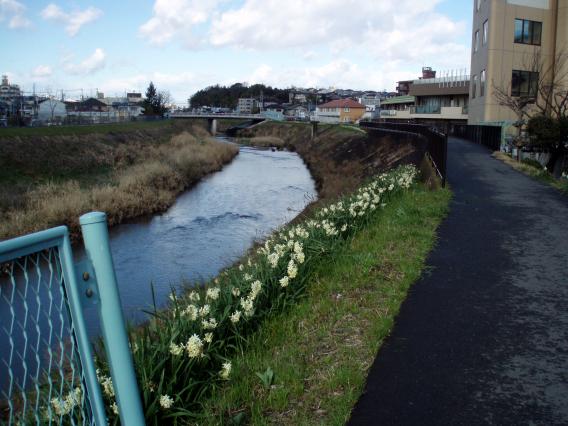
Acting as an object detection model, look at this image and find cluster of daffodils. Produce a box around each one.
[50,387,82,417]
[96,165,417,421]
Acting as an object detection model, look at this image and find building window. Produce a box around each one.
[480,70,486,96]
[472,75,477,99]
[474,30,479,52]
[344,107,350,112]
[483,20,488,45]
[476,0,481,11]
[511,70,539,97]
[514,19,542,45]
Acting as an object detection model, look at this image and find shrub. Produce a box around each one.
[521,158,545,170]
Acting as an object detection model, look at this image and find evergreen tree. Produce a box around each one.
[144,82,158,116]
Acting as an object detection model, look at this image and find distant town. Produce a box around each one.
[0,66,470,129]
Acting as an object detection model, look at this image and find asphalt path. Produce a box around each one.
[348,137,568,425]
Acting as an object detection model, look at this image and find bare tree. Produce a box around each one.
[493,48,568,125]
[492,48,568,171]
[44,89,61,123]
[158,90,172,115]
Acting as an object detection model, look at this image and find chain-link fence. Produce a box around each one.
[0,215,144,425]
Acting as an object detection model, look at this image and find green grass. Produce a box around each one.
[0,119,174,137]
[493,152,568,195]
[198,184,451,425]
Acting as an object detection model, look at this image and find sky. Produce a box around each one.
[1,0,474,106]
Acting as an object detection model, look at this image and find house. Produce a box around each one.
[315,99,366,124]
[263,104,285,121]
[358,92,381,110]
[284,104,309,120]
[37,98,67,123]
[289,91,308,104]
[469,0,568,126]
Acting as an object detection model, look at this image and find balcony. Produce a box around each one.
[411,105,441,114]
[380,106,467,120]
[380,109,412,119]
[411,106,468,119]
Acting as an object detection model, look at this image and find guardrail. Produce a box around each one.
[451,124,502,151]
[0,212,144,425]
[360,121,448,187]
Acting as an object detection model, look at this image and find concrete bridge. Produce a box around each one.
[170,112,265,135]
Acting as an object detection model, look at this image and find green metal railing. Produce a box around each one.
[0,212,144,425]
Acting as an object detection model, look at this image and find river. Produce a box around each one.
[0,139,317,392]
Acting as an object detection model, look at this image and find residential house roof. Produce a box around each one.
[318,99,365,109]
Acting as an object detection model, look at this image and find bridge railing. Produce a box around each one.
[0,212,144,425]
[170,112,264,119]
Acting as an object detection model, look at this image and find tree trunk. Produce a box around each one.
[546,147,565,176]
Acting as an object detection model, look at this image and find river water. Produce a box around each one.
[82,140,317,335]
[0,139,317,392]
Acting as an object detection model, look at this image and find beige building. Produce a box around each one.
[380,69,470,128]
[469,0,568,125]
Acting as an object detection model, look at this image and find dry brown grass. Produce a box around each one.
[238,122,426,201]
[0,127,238,241]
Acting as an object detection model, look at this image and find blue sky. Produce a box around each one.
[1,0,473,105]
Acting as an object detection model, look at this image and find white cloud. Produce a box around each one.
[64,48,106,75]
[248,60,388,91]
[31,65,52,78]
[303,51,317,61]
[0,0,31,28]
[41,3,102,36]
[209,0,446,50]
[139,0,221,47]
[137,0,470,87]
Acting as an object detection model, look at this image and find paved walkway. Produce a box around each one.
[349,138,568,425]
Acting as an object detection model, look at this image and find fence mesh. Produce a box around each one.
[0,247,94,425]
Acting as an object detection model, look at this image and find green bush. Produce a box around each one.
[521,158,545,170]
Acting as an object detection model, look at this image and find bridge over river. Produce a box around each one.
[170,112,265,135]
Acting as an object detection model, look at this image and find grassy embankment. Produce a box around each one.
[87,164,448,425]
[0,120,239,241]
[493,151,568,195]
[83,120,448,424]
[200,184,450,425]
[193,121,450,425]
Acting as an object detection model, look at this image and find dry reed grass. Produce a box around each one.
[0,127,238,241]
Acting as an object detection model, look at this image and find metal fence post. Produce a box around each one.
[79,212,145,425]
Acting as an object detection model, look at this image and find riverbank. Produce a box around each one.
[0,122,238,241]
[91,164,431,424]
[236,121,428,201]
[199,184,450,425]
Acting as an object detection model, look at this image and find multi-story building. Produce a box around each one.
[0,75,21,102]
[315,99,366,124]
[237,98,257,114]
[380,68,470,129]
[469,0,568,125]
